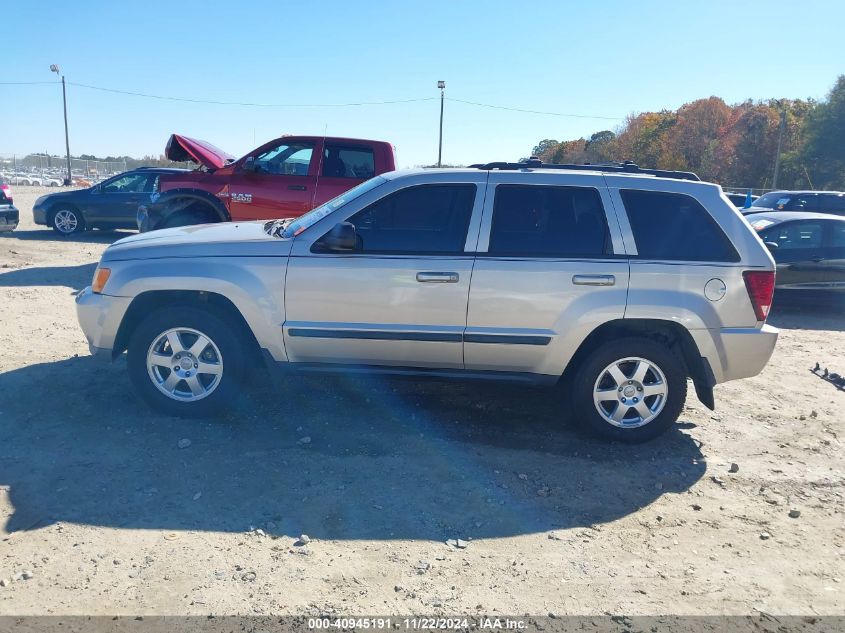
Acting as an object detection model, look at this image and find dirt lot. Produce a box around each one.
[0,186,843,616]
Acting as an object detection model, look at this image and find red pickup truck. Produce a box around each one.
[137,134,396,231]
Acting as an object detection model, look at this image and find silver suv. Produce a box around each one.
[76,161,778,442]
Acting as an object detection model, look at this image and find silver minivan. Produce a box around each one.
[76,161,778,442]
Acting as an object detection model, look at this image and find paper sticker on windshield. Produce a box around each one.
[775,197,790,209]
[751,219,775,231]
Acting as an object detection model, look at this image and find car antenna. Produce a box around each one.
[311,124,328,209]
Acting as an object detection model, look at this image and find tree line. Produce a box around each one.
[530,75,845,191]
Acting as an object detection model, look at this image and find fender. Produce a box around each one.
[106,256,289,363]
[137,188,230,231]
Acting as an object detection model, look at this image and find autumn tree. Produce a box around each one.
[527,75,845,189]
[660,97,730,178]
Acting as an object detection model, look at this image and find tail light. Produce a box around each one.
[743,270,775,321]
[0,183,12,203]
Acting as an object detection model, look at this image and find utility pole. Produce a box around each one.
[437,80,445,167]
[772,105,786,190]
[50,64,72,186]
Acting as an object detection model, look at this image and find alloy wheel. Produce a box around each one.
[53,210,78,233]
[592,356,668,428]
[146,327,223,402]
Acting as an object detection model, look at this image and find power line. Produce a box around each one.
[68,82,438,108]
[448,97,623,120]
[1,79,625,119]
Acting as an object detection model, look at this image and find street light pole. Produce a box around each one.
[50,64,72,186]
[437,80,445,168]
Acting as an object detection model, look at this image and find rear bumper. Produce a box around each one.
[0,205,19,231]
[75,286,132,360]
[691,324,779,384]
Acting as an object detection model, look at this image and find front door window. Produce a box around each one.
[254,143,314,176]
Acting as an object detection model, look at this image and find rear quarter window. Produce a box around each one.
[620,189,740,262]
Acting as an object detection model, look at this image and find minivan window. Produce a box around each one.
[345,184,476,254]
[488,185,610,257]
[621,190,739,262]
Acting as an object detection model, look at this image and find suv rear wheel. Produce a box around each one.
[127,306,246,417]
[572,337,687,442]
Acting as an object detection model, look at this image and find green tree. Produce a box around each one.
[801,75,845,189]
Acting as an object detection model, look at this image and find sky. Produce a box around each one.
[3,0,845,168]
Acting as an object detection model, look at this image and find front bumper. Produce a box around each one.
[32,204,48,225]
[0,205,19,232]
[75,286,132,361]
[691,324,779,384]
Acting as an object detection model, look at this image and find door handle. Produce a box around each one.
[416,272,459,283]
[572,274,616,286]
[811,257,825,263]
[288,185,307,191]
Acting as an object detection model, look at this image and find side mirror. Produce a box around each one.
[318,222,358,252]
[241,157,257,174]
[765,241,779,252]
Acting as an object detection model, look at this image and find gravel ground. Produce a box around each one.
[0,187,843,616]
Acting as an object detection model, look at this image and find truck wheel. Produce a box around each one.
[127,307,246,417]
[572,337,687,443]
[51,207,85,235]
[158,205,217,229]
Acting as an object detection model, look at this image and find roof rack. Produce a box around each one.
[470,158,701,182]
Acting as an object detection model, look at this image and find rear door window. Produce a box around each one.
[322,145,375,179]
[620,190,739,262]
[819,194,845,214]
[488,185,610,257]
[343,184,476,254]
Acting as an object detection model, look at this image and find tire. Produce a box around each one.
[127,306,247,417]
[51,207,85,235]
[158,205,217,230]
[571,337,687,443]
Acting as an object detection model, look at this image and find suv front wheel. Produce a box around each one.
[127,307,246,417]
[572,337,687,442]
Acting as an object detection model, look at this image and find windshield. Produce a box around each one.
[281,176,387,238]
[752,192,789,208]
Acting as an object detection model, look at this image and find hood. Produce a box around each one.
[102,221,292,261]
[165,134,236,170]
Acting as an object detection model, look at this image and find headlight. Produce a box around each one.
[91,267,111,294]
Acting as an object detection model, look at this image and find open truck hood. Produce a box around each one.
[165,134,236,170]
